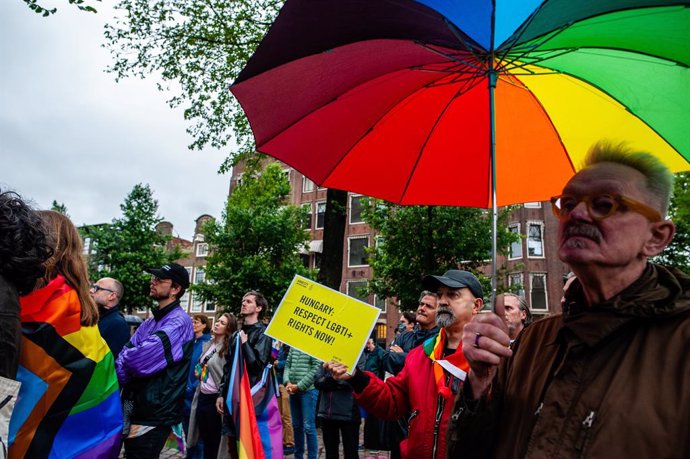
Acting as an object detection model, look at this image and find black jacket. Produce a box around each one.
[221,321,273,394]
[315,365,360,422]
[383,325,439,376]
[0,275,20,379]
[97,305,130,360]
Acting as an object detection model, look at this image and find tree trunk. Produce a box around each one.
[318,188,348,290]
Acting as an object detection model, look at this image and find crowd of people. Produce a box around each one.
[1,141,689,458]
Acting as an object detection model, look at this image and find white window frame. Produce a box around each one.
[190,293,203,312]
[346,280,369,304]
[347,235,370,267]
[204,301,216,313]
[529,273,548,312]
[302,203,312,230]
[179,291,191,311]
[281,168,291,183]
[509,273,525,297]
[194,267,206,284]
[524,202,542,208]
[302,177,315,193]
[508,223,523,260]
[349,194,366,225]
[315,201,327,229]
[196,243,209,257]
[526,221,545,259]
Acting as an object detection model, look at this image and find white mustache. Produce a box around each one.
[564,224,601,243]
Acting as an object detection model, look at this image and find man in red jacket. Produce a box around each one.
[325,270,484,459]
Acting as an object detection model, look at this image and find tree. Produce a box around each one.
[656,172,690,273]
[104,0,350,291]
[363,201,518,310]
[24,0,99,17]
[195,163,312,315]
[83,183,181,312]
[51,200,69,217]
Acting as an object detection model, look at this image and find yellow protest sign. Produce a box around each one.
[265,275,381,372]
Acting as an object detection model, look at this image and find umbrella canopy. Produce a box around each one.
[231,0,690,208]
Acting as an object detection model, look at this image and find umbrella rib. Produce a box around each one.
[419,43,486,74]
[398,77,485,203]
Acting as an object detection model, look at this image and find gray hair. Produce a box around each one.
[583,141,674,215]
[502,292,532,326]
[418,290,438,302]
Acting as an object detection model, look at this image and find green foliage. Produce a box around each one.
[656,172,690,273]
[24,0,99,17]
[196,163,313,315]
[363,201,518,310]
[50,200,69,217]
[104,0,282,154]
[83,183,182,312]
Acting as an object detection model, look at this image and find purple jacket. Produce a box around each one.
[116,300,194,425]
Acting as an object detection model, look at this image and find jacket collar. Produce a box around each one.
[562,263,690,347]
[152,299,181,321]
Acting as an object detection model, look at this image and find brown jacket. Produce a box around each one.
[447,264,690,458]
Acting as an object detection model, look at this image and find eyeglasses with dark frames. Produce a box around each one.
[150,276,172,284]
[550,193,662,222]
[90,284,115,293]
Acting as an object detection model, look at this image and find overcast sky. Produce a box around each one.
[0,1,231,239]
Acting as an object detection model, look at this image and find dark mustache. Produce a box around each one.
[437,307,453,315]
[564,224,601,242]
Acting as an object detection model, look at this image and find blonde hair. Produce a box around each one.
[38,210,98,326]
[584,141,674,215]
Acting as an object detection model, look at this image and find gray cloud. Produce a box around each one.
[0,2,230,239]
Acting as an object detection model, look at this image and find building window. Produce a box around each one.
[374,295,386,312]
[509,273,524,297]
[348,236,369,267]
[204,302,216,312]
[300,254,310,268]
[196,243,209,257]
[530,273,548,311]
[524,202,542,208]
[375,323,387,340]
[191,294,203,312]
[82,237,92,255]
[313,253,322,269]
[302,203,312,229]
[347,280,369,303]
[316,202,326,229]
[179,291,190,310]
[508,224,522,259]
[303,177,315,193]
[527,221,544,258]
[194,268,206,284]
[282,169,291,183]
[349,195,366,224]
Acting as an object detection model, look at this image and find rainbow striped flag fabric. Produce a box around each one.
[10,275,123,458]
[226,336,283,459]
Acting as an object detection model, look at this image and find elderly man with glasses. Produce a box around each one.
[90,277,129,359]
[447,142,690,458]
[116,263,194,459]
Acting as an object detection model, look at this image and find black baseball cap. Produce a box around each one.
[422,270,483,299]
[146,263,190,289]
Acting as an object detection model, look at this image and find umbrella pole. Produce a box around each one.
[489,68,498,310]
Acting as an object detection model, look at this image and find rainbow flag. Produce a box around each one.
[251,366,282,458]
[227,336,265,459]
[11,275,123,459]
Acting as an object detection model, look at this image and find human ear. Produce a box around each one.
[642,220,676,257]
[473,298,484,314]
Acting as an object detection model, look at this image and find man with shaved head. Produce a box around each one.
[91,276,129,359]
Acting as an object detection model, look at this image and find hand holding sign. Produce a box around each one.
[266,275,380,372]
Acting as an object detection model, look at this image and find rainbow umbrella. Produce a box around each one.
[230,0,690,291]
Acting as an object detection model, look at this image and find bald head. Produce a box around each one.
[90,277,124,309]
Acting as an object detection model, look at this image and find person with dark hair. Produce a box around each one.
[184,314,212,459]
[188,313,238,459]
[116,263,194,459]
[12,210,123,458]
[399,311,417,333]
[0,190,52,380]
[91,277,129,359]
[449,142,690,458]
[216,290,274,459]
